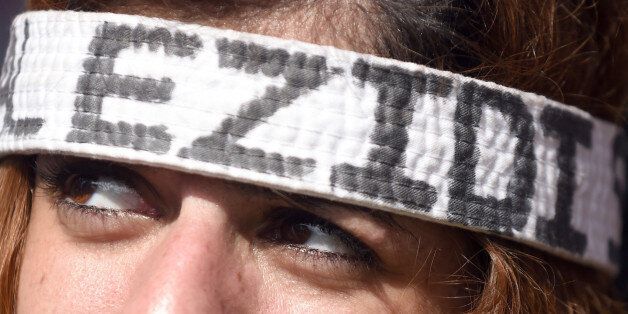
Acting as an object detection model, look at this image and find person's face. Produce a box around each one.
[18,155,474,313]
[16,5,476,312]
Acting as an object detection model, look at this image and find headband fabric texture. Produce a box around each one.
[1,10,625,274]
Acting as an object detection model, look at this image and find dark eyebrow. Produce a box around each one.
[230,180,400,228]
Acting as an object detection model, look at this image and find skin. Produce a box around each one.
[17,3,476,312]
[17,156,475,313]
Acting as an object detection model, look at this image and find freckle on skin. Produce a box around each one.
[39,274,46,284]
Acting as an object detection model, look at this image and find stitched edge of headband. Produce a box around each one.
[1,10,625,274]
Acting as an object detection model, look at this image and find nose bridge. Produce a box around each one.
[122,198,256,313]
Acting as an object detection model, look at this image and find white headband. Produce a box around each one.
[1,10,625,274]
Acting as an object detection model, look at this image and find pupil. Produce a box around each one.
[65,175,96,204]
[282,223,311,244]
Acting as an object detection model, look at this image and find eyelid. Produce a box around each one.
[256,209,380,283]
[36,156,170,219]
[54,199,157,241]
[270,188,399,233]
[260,207,375,259]
[268,189,414,268]
[269,189,400,228]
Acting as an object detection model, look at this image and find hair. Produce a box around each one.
[0,0,626,312]
[0,157,33,314]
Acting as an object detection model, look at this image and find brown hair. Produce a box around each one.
[1,0,626,312]
[0,157,33,313]
[471,239,624,313]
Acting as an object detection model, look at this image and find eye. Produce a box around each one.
[62,174,157,217]
[37,157,163,220]
[36,157,168,239]
[259,209,374,262]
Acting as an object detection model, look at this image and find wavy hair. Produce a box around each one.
[0,0,626,312]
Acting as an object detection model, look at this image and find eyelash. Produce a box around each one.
[258,209,378,270]
[36,159,166,233]
[36,158,378,270]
